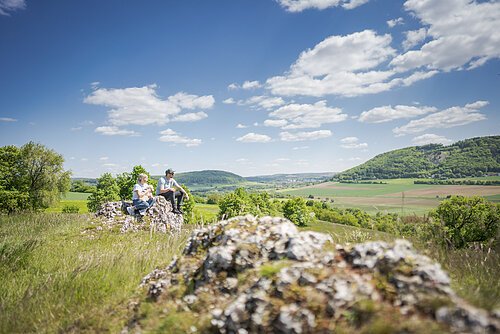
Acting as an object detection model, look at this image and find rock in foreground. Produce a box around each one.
[131,215,499,334]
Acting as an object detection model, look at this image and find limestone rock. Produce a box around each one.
[132,215,499,334]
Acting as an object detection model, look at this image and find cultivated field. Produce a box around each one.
[279,178,500,215]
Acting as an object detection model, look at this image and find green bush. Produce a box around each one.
[217,188,281,219]
[62,205,79,213]
[283,197,311,227]
[431,196,499,248]
[87,173,120,212]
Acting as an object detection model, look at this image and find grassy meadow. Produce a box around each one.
[1,212,498,333]
[279,178,500,215]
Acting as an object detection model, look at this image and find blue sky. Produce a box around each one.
[0,0,499,177]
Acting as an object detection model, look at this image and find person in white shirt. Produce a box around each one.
[127,173,155,216]
[156,168,189,214]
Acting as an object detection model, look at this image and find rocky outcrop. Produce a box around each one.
[132,215,500,334]
[83,196,183,236]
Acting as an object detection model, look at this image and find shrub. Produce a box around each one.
[87,173,120,212]
[431,196,499,248]
[283,197,311,227]
[62,205,79,213]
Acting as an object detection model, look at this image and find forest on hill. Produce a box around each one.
[154,170,246,186]
[337,136,500,180]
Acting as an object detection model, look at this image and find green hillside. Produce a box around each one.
[154,170,246,187]
[337,136,500,180]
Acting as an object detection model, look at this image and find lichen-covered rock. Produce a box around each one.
[83,196,183,236]
[130,215,499,334]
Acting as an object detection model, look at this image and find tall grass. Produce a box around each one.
[0,213,192,333]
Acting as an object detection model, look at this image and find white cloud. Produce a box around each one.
[102,163,118,167]
[90,81,100,90]
[280,130,332,141]
[412,133,454,145]
[391,0,500,72]
[242,80,262,89]
[94,126,139,136]
[277,0,370,12]
[228,80,262,90]
[171,111,208,122]
[0,0,25,16]
[236,133,272,143]
[359,104,437,123]
[293,146,310,150]
[402,28,427,51]
[236,123,248,129]
[393,101,488,136]
[0,117,17,122]
[267,100,347,129]
[340,136,368,149]
[264,119,288,127]
[99,156,109,161]
[266,30,399,97]
[387,17,404,28]
[223,98,236,104]
[84,85,214,126]
[238,95,286,110]
[158,128,202,147]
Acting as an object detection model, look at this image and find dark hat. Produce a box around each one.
[165,168,175,175]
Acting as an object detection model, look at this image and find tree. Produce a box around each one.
[283,197,311,227]
[0,142,71,213]
[431,196,499,248]
[87,173,120,212]
[179,184,195,224]
[116,165,154,200]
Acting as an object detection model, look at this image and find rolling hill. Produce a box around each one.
[336,135,500,180]
[153,170,246,187]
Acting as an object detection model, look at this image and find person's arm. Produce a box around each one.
[173,180,189,200]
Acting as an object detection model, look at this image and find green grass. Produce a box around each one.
[193,203,219,223]
[0,213,193,333]
[0,211,498,333]
[62,192,91,200]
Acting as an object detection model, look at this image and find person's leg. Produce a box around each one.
[162,191,176,211]
[133,200,149,215]
[146,197,156,209]
[174,191,184,212]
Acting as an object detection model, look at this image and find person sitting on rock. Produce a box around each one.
[127,173,155,216]
[156,168,189,214]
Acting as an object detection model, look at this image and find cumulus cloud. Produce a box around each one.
[277,0,370,12]
[0,117,17,122]
[94,126,139,136]
[223,98,236,104]
[387,17,404,28]
[402,28,428,51]
[340,136,368,149]
[412,133,454,145]
[238,95,286,110]
[236,123,248,129]
[0,0,25,15]
[264,119,289,127]
[171,111,208,122]
[228,80,262,90]
[267,100,347,129]
[84,84,214,126]
[393,101,488,136]
[359,104,437,123]
[293,146,309,150]
[158,128,202,147]
[266,30,399,97]
[99,156,109,161]
[236,132,272,143]
[391,0,500,72]
[280,130,332,141]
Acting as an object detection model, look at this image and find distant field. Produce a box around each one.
[279,179,500,215]
[46,192,90,213]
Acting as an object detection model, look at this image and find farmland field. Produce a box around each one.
[279,178,500,215]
